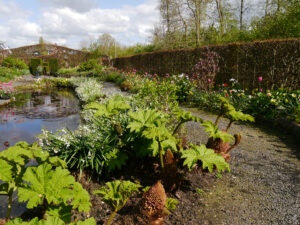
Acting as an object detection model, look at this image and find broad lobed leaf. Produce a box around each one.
[182,145,230,173]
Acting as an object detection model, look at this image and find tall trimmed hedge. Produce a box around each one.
[42,62,50,75]
[29,58,42,75]
[112,39,300,90]
[49,58,59,75]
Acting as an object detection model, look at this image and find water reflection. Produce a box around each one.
[0,89,81,218]
[0,89,80,150]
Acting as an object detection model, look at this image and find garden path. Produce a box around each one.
[101,82,300,225]
[179,108,300,225]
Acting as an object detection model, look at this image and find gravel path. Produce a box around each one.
[101,82,130,97]
[184,108,300,225]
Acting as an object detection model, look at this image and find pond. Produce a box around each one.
[0,89,81,218]
[0,89,80,151]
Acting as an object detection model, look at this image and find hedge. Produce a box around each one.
[29,58,42,75]
[42,62,50,75]
[112,38,300,90]
[0,44,90,67]
[49,58,59,75]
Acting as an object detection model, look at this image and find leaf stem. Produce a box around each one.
[105,210,118,225]
[226,120,233,132]
[6,192,13,219]
[158,141,165,173]
[173,121,184,136]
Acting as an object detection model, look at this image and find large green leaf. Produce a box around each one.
[85,95,130,117]
[174,109,203,123]
[142,125,177,156]
[94,180,141,212]
[219,97,235,113]
[46,204,73,224]
[71,218,96,225]
[71,182,92,213]
[227,110,255,122]
[39,216,65,225]
[104,149,128,172]
[202,121,233,143]
[127,109,166,133]
[0,143,33,166]
[182,145,230,173]
[0,158,13,182]
[18,163,75,209]
[6,215,95,225]
[5,217,39,225]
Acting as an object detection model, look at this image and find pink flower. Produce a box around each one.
[266,93,271,96]
[260,89,263,92]
[258,76,263,82]
[208,79,211,83]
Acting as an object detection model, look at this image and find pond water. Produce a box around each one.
[0,89,81,219]
[0,89,80,151]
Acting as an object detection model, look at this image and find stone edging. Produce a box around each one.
[0,99,11,106]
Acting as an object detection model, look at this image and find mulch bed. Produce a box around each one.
[69,158,219,225]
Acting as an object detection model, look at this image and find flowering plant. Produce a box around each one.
[169,74,195,102]
[192,50,220,90]
[0,81,14,100]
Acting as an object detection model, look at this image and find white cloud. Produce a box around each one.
[0,0,31,19]
[39,0,159,48]
[39,0,98,13]
[0,0,160,49]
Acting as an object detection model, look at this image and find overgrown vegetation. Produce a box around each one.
[1,57,28,70]
[0,58,29,82]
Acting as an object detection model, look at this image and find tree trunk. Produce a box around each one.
[240,0,244,30]
[215,0,224,35]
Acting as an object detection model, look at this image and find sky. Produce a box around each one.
[0,0,160,49]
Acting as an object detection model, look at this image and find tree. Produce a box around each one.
[186,0,211,47]
[97,33,117,57]
[39,36,45,45]
[251,0,300,39]
[239,0,245,29]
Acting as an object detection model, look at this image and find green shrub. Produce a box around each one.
[0,67,29,82]
[49,58,59,75]
[105,72,120,82]
[1,57,28,70]
[58,67,79,75]
[134,79,178,112]
[78,59,101,72]
[29,58,42,75]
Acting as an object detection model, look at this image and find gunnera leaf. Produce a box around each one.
[181,145,230,173]
[18,163,75,209]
